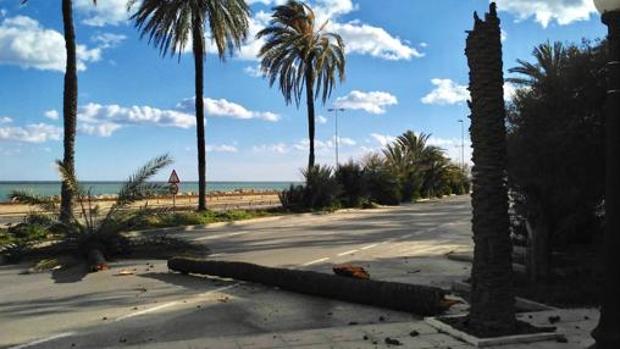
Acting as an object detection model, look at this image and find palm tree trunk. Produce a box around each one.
[592,11,620,349]
[60,0,77,224]
[465,3,516,336]
[305,70,316,169]
[192,16,207,212]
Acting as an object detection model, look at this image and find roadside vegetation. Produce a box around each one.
[280,130,471,212]
[2,155,208,268]
[505,40,607,307]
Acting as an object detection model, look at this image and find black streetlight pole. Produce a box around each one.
[592,2,620,348]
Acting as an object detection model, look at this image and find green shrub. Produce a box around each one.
[279,184,306,212]
[335,161,368,208]
[303,165,341,210]
[362,155,401,206]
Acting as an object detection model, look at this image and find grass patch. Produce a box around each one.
[131,208,281,230]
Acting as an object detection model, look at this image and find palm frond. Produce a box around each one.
[9,190,58,212]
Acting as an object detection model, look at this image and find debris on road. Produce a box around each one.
[333,264,370,280]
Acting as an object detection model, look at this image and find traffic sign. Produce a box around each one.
[169,183,179,195]
[168,170,180,184]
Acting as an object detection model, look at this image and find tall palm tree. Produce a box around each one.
[21,0,96,223]
[130,0,250,211]
[257,0,345,168]
[465,4,516,335]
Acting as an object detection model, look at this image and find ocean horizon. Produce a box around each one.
[0,181,298,203]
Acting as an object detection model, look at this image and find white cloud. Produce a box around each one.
[331,21,423,60]
[0,16,102,71]
[421,78,518,105]
[225,0,420,62]
[78,122,122,137]
[44,110,59,120]
[206,144,239,153]
[294,137,356,152]
[75,0,139,27]
[252,143,290,154]
[494,0,597,28]
[0,116,12,124]
[78,103,196,135]
[335,90,398,114]
[178,97,280,122]
[244,64,265,78]
[369,133,396,147]
[317,115,328,124]
[421,79,469,105]
[0,123,62,143]
[92,32,127,48]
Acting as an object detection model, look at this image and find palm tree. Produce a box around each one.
[21,0,96,223]
[130,0,250,211]
[464,4,516,335]
[257,0,345,168]
[507,42,567,88]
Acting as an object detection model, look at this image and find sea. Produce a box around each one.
[0,181,298,203]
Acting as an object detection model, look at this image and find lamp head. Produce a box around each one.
[594,0,620,14]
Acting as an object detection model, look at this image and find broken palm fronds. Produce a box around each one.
[168,258,451,316]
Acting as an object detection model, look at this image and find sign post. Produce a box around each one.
[168,170,181,209]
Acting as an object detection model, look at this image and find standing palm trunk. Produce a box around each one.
[131,0,250,211]
[23,0,93,222]
[465,3,516,335]
[257,0,345,168]
[60,0,78,223]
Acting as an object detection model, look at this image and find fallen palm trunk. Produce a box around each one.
[168,258,450,316]
[88,249,109,272]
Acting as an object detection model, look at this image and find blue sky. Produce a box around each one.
[0,0,607,181]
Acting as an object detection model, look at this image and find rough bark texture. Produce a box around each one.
[592,11,620,349]
[60,0,77,223]
[465,3,517,335]
[168,258,449,316]
[192,16,207,211]
[305,70,316,169]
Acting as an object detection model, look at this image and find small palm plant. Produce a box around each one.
[10,155,176,270]
[258,0,345,168]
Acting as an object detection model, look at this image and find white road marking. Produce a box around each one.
[337,249,359,257]
[209,253,229,258]
[114,284,239,322]
[402,234,413,239]
[360,243,378,250]
[302,257,330,266]
[114,301,180,322]
[9,332,76,349]
[193,231,247,242]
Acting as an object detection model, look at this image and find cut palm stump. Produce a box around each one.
[168,258,451,316]
[333,264,370,280]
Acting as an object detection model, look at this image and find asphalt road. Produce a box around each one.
[0,195,473,349]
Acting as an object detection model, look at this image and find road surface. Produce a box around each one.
[0,196,473,348]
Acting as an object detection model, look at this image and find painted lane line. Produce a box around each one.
[402,234,414,239]
[302,257,330,266]
[115,301,180,322]
[193,231,247,242]
[337,249,359,257]
[9,332,77,349]
[360,243,378,250]
[115,284,239,322]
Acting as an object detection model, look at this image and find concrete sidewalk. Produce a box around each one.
[120,309,598,349]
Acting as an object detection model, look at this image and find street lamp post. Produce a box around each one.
[458,119,465,168]
[593,1,620,348]
[328,107,345,167]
